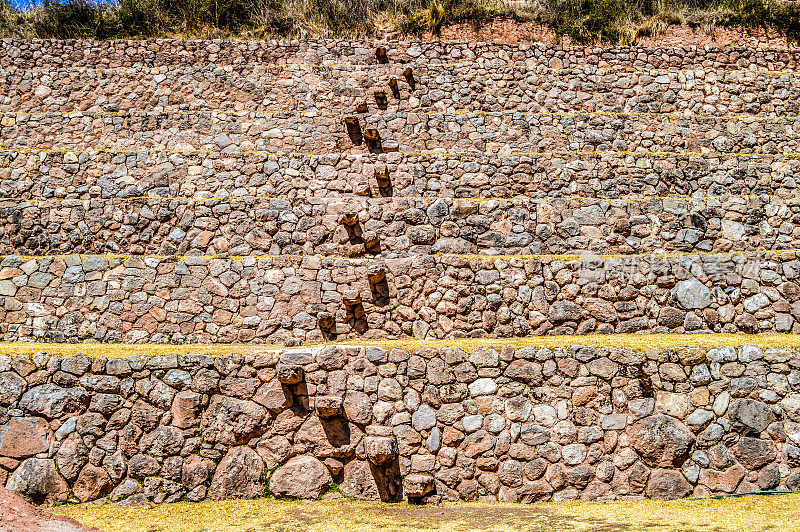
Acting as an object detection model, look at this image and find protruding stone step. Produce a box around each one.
[314,395,343,418]
[364,436,397,465]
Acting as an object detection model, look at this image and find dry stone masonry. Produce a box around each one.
[4,150,800,200]
[3,39,800,69]
[1,38,800,503]
[3,194,799,257]
[1,252,800,344]
[1,65,799,116]
[0,345,799,504]
[6,112,800,154]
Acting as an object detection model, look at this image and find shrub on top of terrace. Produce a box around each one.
[0,0,799,44]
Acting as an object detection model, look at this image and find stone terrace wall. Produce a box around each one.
[2,39,800,69]
[2,252,800,344]
[4,37,800,506]
[3,66,799,116]
[3,150,798,200]
[1,194,798,257]
[5,112,800,155]
[2,344,800,505]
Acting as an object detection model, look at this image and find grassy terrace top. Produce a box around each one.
[3,334,800,357]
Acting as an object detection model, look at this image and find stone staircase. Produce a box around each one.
[1,38,800,507]
[2,40,800,342]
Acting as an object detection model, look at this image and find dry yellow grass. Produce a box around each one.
[336,333,800,353]
[54,493,800,532]
[3,333,800,358]
[555,493,800,532]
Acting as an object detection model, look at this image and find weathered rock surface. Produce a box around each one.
[645,469,692,500]
[254,380,293,412]
[6,458,69,505]
[0,344,796,505]
[365,436,397,465]
[403,474,434,497]
[294,416,362,458]
[628,415,695,467]
[208,446,265,500]
[171,390,202,429]
[0,372,25,405]
[182,455,217,489]
[269,455,332,499]
[73,464,112,502]
[0,417,51,458]
[201,395,267,445]
[19,385,88,419]
[729,399,773,436]
[732,438,777,470]
[340,460,389,501]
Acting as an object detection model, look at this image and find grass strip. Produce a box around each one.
[3,333,800,358]
[53,492,800,532]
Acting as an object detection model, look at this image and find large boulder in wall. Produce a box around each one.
[341,459,399,501]
[0,417,52,458]
[269,455,332,499]
[208,446,265,500]
[628,414,695,468]
[645,469,692,500]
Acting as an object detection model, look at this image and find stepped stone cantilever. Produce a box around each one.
[1,38,800,506]
[375,46,389,64]
[374,90,389,110]
[344,116,363,145]
[402,67,416,90]
[363,128,383,152]
[388,78,401,99]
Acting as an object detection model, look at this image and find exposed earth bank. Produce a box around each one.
[0,486,101,532]
[389,20,795,48]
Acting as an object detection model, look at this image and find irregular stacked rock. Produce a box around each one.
[4,150,800,200]
[1,38,799,504]
[0,252,799,343]
[2,39,800,70]
[2,194,799,256]
[6,111,800,152]
[0,345,797,504]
